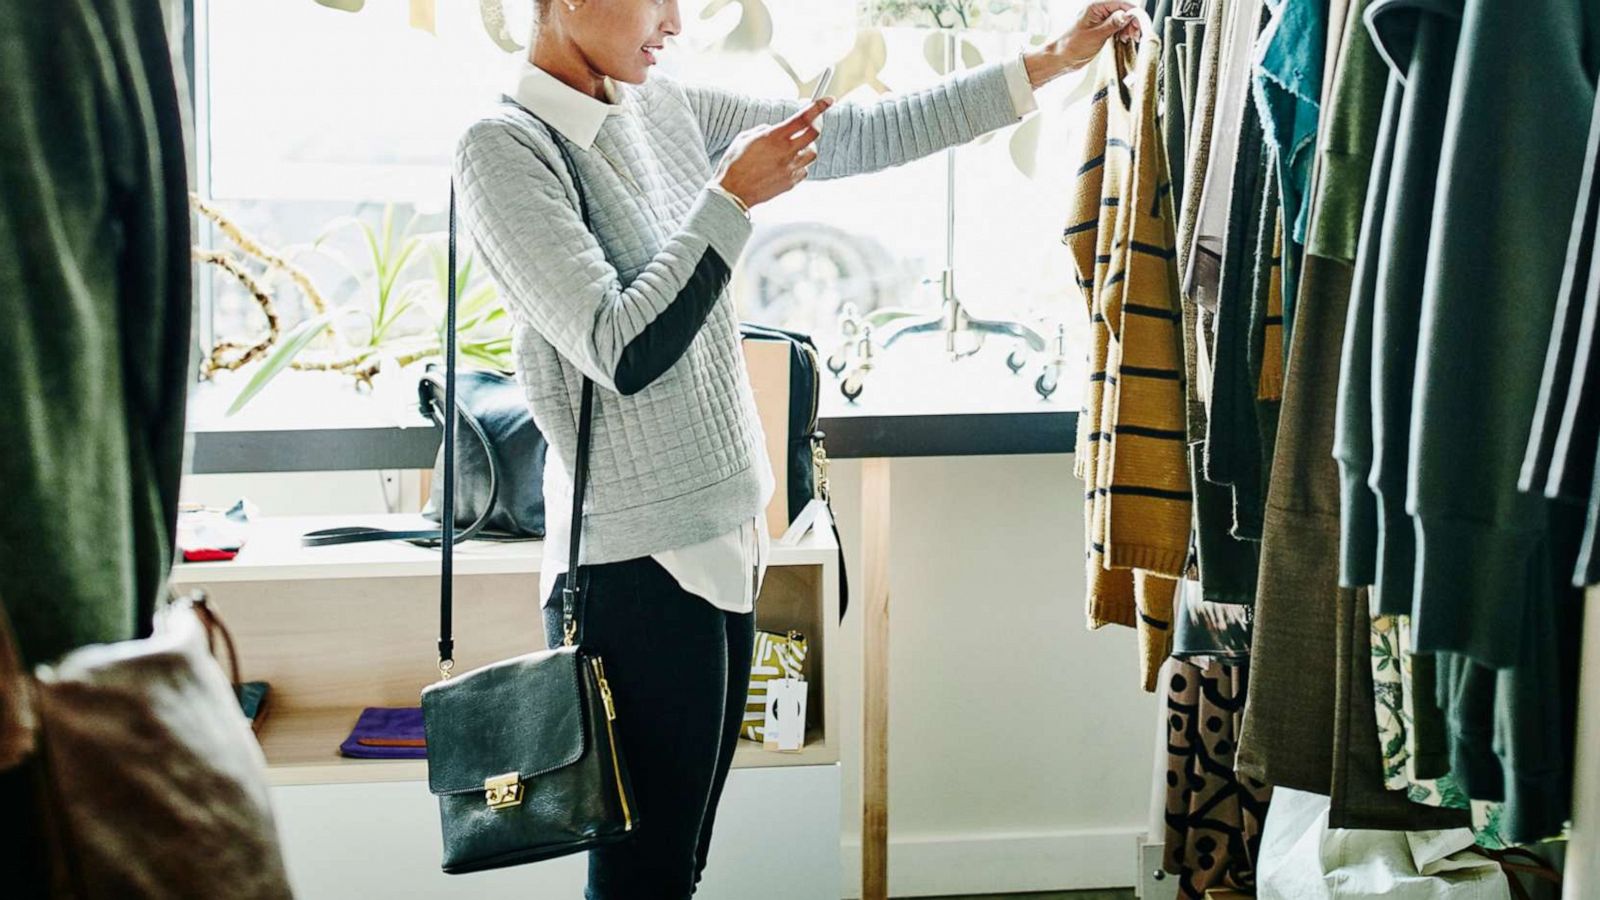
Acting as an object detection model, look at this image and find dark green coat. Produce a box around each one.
[0,0,192,666]
[1407,0,1598,665]
[1406,0,1597,845]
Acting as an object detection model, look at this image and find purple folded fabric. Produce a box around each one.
[338,707,427,759]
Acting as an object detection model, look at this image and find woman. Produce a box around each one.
[454,1,1137,895]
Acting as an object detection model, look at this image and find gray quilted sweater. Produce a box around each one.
[455,63,1024,566]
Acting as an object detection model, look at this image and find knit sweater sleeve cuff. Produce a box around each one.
[688,186,753,269]
[959,60,1030,133]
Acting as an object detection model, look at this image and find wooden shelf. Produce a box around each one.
[172,514,838,585]
[258,706,837,787]
[183,514,843,784]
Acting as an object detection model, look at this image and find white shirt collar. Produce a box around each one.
[510,61,626,150]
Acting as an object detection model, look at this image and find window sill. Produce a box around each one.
[186,362,1080,474]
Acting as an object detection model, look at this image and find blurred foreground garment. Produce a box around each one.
[0,0,192,666]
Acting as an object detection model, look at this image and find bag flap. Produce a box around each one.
[421,645,587,796]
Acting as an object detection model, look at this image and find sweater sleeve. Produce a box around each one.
[679,60,1028,181]
[455,120,752,396]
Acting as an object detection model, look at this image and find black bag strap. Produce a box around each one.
[560,379,595,647]
[438,181,463,671]
[439,121,596,675]
[548,131,597,650]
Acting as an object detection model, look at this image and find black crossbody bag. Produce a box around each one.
[419,131,638,874]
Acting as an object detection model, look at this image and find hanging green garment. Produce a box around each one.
[1523,92,1600,582]
[1407,0,1597,844]
[1202,109,1269,543]
[1358,0,1463,620]
[1236,0,1389,794]
[1521,93,1600,514]
[1250,0,1329,344]
[1406,0,1598,666]
[1331,72,1397,590]
[0,0,193,667]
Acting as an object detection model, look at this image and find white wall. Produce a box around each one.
[183,453,1159,897]
[826,456,1158,897]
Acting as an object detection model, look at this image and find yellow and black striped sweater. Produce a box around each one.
[1065,39,1191,690]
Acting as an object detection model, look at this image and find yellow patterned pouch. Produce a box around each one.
[741,630,808,742]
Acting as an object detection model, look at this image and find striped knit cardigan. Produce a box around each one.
[1066,38,1191,691]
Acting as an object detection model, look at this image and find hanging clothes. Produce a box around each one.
[1330,68,1396,590]
[1201,109,1269,542]
[1369,615,1510,850]
[1067,38,1189,691]
[1250,0,1330,335]
[1236,0,1389,795]
[1161,657,1273,898]
[1401,0,1598,841]
[1187,0,1269,307]
[1431,560,1585,845]
[1254,210,1284,402]
[1580,103,1600,589]
[1329,587,1470,830]
[1525,93,1600,587]
[1172,581,1257,659]
[1171,2,1259,609]
[1406,0,1597,664]
[1359,0,1464,622]
[1186,23,1277,611]
[1176,0,1228,298]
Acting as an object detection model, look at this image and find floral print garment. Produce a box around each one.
[1370,614,1505,848]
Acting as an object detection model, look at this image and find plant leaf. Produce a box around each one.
[1009,113,1042,178]
[478,0,524,53]
[379,236,424,305]
[226,312,337,415]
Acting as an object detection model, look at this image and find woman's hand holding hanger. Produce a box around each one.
[712,0,1144,211]
[715,99,834,211]
[1025,1,1145,88]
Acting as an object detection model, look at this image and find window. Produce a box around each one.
[190,0,1093,439]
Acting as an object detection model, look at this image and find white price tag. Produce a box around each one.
[763,678,807,752]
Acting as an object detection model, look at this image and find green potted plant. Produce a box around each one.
[193,197,512,415]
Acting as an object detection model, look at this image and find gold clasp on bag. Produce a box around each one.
[484,772,523,810]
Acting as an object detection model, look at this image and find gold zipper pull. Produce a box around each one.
[813,442,831,501]
[592,658,617,721]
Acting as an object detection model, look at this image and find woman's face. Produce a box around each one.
[568,0,681,85]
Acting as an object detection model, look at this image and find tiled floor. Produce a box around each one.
[928,883,1139,890]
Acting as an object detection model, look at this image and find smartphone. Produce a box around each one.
[811,66,836,102]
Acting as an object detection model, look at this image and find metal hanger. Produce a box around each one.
[1169,0,1212,23]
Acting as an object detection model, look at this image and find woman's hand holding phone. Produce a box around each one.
[715,97,832,210]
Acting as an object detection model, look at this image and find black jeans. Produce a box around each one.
[545,556,755,900]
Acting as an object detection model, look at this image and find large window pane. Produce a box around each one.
[194,0,1093,426]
